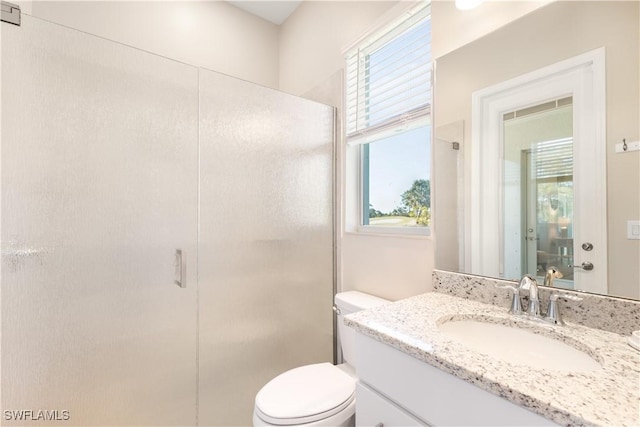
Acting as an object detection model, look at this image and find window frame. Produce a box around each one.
[344,1,433,238]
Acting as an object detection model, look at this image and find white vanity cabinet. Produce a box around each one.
[354,333,559,427]
[356,382,426,426]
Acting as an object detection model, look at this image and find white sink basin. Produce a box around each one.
[438,318,602,373]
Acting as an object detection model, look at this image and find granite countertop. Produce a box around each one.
[344,292,640,427]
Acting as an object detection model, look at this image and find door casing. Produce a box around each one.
[468,48,607,294]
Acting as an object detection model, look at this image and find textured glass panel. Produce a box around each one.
[1,16,198,426]
[198,70,335,426]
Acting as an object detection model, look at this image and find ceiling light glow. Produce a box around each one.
[455,0,484,10]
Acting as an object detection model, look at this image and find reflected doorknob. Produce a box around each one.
[581,242,594,251]
[569,261,594,271]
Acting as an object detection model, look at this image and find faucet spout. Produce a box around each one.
[518,274,540,317]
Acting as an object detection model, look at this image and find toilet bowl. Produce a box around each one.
[252,292,390,427]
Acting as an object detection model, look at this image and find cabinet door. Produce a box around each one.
[356,383,427,427]
[1,16,198,425]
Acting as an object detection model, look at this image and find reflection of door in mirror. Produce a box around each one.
[503,99,575,290]
[470,49,607,296]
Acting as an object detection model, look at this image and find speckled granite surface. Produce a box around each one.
[345,292,640,427]
[432,269,640,336]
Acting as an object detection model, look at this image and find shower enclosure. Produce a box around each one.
[1,13,334,426]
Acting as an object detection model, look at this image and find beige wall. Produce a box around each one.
[30,1,280,89]
[278,0,398,97]
[431,0,550,58]
[434,1,640,299]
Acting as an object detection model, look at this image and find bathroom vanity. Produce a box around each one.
[345,271,640,426]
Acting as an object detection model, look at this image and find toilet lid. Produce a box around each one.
[255,362,355,425]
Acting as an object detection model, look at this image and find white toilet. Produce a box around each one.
[253,291,390,427]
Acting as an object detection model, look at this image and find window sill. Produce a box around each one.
[345,226,431,240]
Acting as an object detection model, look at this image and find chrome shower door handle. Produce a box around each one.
[175,249,186,288]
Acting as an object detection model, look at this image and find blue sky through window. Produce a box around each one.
[368,126,431,213]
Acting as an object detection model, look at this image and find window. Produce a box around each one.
[345,3,431,233]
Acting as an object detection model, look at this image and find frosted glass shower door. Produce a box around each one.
[198,70,335,426]
[2,16,198,425]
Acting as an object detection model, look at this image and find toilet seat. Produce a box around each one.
[254,363,356,425]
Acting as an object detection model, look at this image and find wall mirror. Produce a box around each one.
[433,1,639,300]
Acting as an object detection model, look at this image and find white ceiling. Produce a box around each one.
[227,1,302,25]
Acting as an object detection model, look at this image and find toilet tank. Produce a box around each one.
[334,291,390,366]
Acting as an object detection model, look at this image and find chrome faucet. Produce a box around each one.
[543,266,563,288]
[518,274,541,317]
[499,275,583,325]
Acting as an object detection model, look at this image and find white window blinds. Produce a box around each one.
[345,3,431,145]
[533,137,574,180]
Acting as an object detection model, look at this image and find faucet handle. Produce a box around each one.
[545,292,583,325]
[495,284,522,315]
[549,292,583,302]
